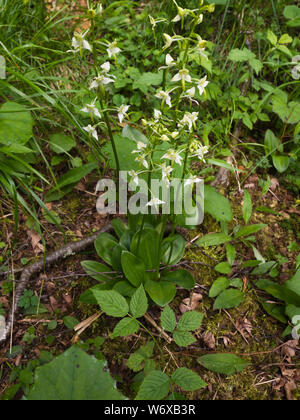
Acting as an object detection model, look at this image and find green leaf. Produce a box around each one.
[0,102,34,145]
[209,277,230,298]
[161,235,187,265]
[130,285,148,318]
[243,190,252,224]
[228,48,256,62]
[267,30,278,46]
[113,280,136,298]
[279,34,293,44]
[161,305,177,332]
[260,301,287,323]
[162,269,195,290]
[272,155,290,173]
[204,185,233,222]
[226,244,236,266]
[196,233,232,247]
[112,218,128,239]
[131,228,160,270]
[121,251,146,287]
[284,5,300,27]
[133,72,163,94]
[173,331,196,347]
[214,262,232,274]
[285,270,300,296]
[112,317,139,338]
[171,368,207,392]
[26,346,125,400]
[92,290,129,317]
[264,130,280,155]
[126,353,145,372]
[63,316,79,330]
[198,354,249,375]
[234,224,267,238]
[94,233,118,266]
[81,261,114,283]
[177,311,204,331]
[49,133,76,154]
[213,289,244,310]
[122,125,148,144]
[145,280,176,307]
[136,370,170,400]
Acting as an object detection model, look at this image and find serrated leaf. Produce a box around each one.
[136,370,170,400]
[161,305,176,332]
[173,331,196,347]
[267,30,278,46]
[171,368,207,391]
[213,289,244,310]
[26,346,125,400]
[130,285,148,318]
[126,353,145,372]
[92,290,129,317]
[112,317,139,338]
[198,354,249,375]
[177,311,204,331]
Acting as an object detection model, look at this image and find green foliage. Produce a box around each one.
[198,354,249,375]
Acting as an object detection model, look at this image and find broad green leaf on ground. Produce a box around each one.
[81,261,114,283]
[214,262,232,274]
[133,72,163,94]
[196,233,231,247]
[161,305,177,332]
[26,346,125,400]
[0,102,34,145]
[162,269,195,290]
[261,301,287,323]
[234,224,267,238]
[213,289,244,310]
[284,5,300,27]
[161,235,187,265]
[145,280,177,307]
[204,185,233,222]
[121,251,146,287]
[92,290,129,317]
[136,370,170,400]
[285,270,300,296]
[49,133,76,154]
[209,277,230,298]
[198,354,249,375]
[243,190,252,224]
[228,48,256,62]
[112,317,139,338]
[177,311,204,331]
[130,285,148,318]
[131,228,160,270]
[173,331,197,347]
[171,368,207,392]
[94,233,118,266]
[272,155,290,173]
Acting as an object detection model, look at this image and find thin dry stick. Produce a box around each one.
[144,313,172,344]
[0,225,114,347]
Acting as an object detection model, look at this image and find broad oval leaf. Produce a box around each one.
[121,251,146,287]
[272,155,290,173]
[81,261,114,283]
[213,289,244,310]
[0,102,34,145]
[112,317,139,338]
[234,224,267,239]
[161,235,187,265]
[94,233,118,266]
[204,185,233,222]
[145,280,176,307]
[198,353,249,375]
[131,228,160,270]
[26,346,126,400]
[162,269,195,290]
[209,277,230,298]
[171,368,207,392]
[197,233,232,247]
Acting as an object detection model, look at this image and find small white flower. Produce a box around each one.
[171,68,192,84]
[178,112,199,131]
[172,7,194,23]
[160,163,173,185]
[155,90,172,108]
[182,87,199,105]
[149,15,167,30]
[291,56,300,80]
[135,154,149,169]
[89,74,115,90]
[117,104,130,124]
[154,109,162,122]
[68,30,92,53]
[163,34,182,50]
[197,76,209,95]
[146,197,165,209]
[101,61,111,73]
[132,142,147,154]
[158,54,176,71]
[194,145,209,162]
[160,134,170,142]
[107,40,121,58]
[162,149,183,165]
[128,170,140,186]
[83,124,98,141]
[184,175,202,187]
[81,99,101,119]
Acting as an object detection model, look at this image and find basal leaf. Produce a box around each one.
[198,353,249,375]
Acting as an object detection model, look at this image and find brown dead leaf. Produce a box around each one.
[284,380,297,400]
[202,331,216,350]
[27,230,44,254]
[235,317,253,338]
[62,294,73,308]
[281,340,298,363]
[270,177,279,191]
[179,293,203,314]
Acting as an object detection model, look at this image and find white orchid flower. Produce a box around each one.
[89,74,115,90]
[158,54,176,71]
[197,76,209,95]
[155,90,173,108]
[68,30,92,54]
[172,68,192,84]
[160,163,173,185]
[194,145,209,162]
[184,175,202,187]
[81,99,101,119]
[154,109,162,122]
[162,149,183,166]
[135,154,149,169]
[128,170,140,186]
[149,15,167,30]
[101,61,111,73]
[146,197,166,209]
[182,87,199,105]
[163,34,182,50]
[107,40,121,58]
[172,7,196,23]
[178,112,199,131]
[83,125,98,141]
[132,141,147,154]
[117,104,130,124]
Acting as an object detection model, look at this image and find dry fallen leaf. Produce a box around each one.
[179,293,203,313]
[27,230,44,254]
[202,331,216,350]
